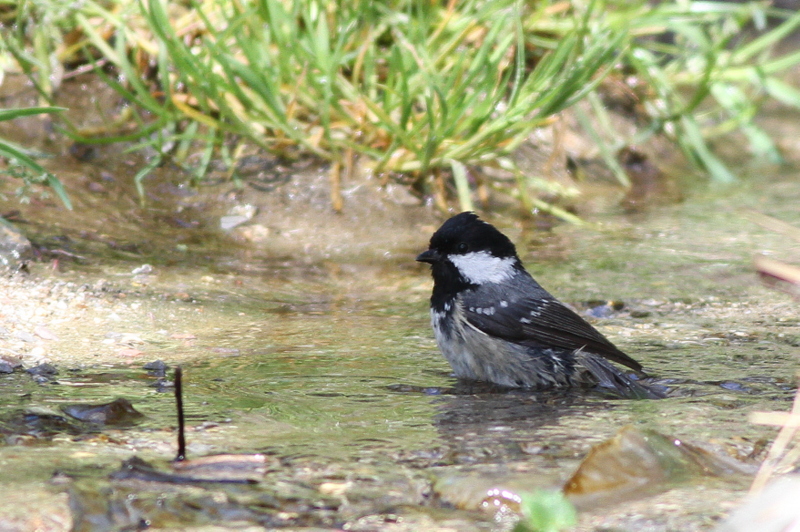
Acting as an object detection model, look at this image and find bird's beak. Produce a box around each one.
[416,249,440,264]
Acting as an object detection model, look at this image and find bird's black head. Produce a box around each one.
[417,212,522,293]
[417,212,518,264]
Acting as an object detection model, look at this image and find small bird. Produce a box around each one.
[417,212,663,399]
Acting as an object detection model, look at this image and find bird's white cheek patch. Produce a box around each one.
[449,251,517,284]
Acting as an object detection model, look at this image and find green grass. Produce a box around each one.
[604,0,800,184]
[513,489,577,532]
[4,0,800,216]
[69,0,624,206]
[0,107,72,209]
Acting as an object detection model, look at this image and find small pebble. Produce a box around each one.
[34,325,59,341]
[131,264,154,275]
[28,344,46,356]
[14,330,37,343]
[143,360,169,377]
[0,354,22,374]
[26,363,59,377]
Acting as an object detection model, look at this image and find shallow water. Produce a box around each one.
[1,163,799,529]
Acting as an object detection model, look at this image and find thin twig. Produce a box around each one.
[744,210,800,243]
[329,161,343,213]
[749,384,800,493]
[174,366,186,462]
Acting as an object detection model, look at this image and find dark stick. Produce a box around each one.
[175,366,186,461]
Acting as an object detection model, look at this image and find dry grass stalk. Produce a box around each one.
[749,382,800,493]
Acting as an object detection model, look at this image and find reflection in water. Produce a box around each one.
[432,386,601,464]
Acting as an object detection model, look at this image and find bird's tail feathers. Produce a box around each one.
[577,350,666,399]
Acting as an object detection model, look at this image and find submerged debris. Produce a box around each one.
[1,397,145,444]
[755,255,800,300]
[618,147,682,213]
[61,398,143,426]
[564,426,751,509]
[116,366,273,485]
[143,359,169,377]
[170,453,274,482]
[110,455,264,485]
[0,222,33,272]
[1,408,85,443]
[0,354,22,373]
[26,363,58,378]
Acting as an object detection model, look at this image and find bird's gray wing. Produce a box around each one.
[460,281,642,372]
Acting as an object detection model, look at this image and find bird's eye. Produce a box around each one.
[456,242,468,253]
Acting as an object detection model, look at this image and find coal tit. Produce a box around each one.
[417,212,663,399]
